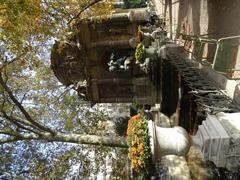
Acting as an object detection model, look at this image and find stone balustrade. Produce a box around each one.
[193,112,240,170]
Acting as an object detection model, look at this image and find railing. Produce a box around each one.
[212,36,240,80]
[177,33,240,80]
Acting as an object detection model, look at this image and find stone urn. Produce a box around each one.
[148,120,190,162]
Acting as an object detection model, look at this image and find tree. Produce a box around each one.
[124,0,147,8]
[0,0,124,146]
[0,39,127,178]
[0,68,127,146]
[0,0,128,178]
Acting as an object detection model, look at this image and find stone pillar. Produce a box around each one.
[109,12,133,23]
[129,8,150,23]
[89,11,132,24]
[89,8,149,24]
[112,1,125,8]
[90,39,131,49]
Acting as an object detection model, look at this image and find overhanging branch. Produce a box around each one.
[0,52,27,72]
[0,74,54,134]
[49,132,128,148]
[0,109,42,135]
[0,134,38,145]
[0,137,19,144]
[0,131,128,148]
[67,0,104,25]
[0,130,22,138]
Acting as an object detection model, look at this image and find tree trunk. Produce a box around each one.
[19,132,128,148]
[52,132,128,148]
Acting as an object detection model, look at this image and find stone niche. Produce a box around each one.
[50,8,157,105]
[193,112,240,170]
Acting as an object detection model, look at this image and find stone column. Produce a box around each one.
[90,8,149,24]
[112,1,125,8]
[90,39,131,48]
[129,8,150,23]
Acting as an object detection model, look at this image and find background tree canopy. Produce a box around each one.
[0,0,128,178]
[124,0,147,8]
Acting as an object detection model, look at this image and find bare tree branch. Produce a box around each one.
[41,132,128,148]
[54,86,72,104]
[0,131,128,148]
[0,109,42,135]
[67,0,104,25]
[0,130,23,138]
[0,52,27,72]
[0,74,54,134]
[0,137,20,145]
[10,92,27,116]
[0,134,39,145]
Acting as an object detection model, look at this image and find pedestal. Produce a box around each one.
[148,120,190,162]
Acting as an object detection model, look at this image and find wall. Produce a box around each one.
[155,0,240,38]
[153,0,240,85]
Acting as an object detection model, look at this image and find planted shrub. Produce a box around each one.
[135,43,144,64]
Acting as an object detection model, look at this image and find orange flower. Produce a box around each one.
[131,140,134,146]
[127,114,151,175]
[131,147,136,154]
[135,135,139,144]
[134,158,138,164]
[135,168,140,173]
[135,114,141,119]
[138,129,143,134]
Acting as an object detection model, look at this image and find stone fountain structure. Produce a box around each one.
[51,8,157,105]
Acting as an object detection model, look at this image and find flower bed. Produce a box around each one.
[127,114,153,178]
